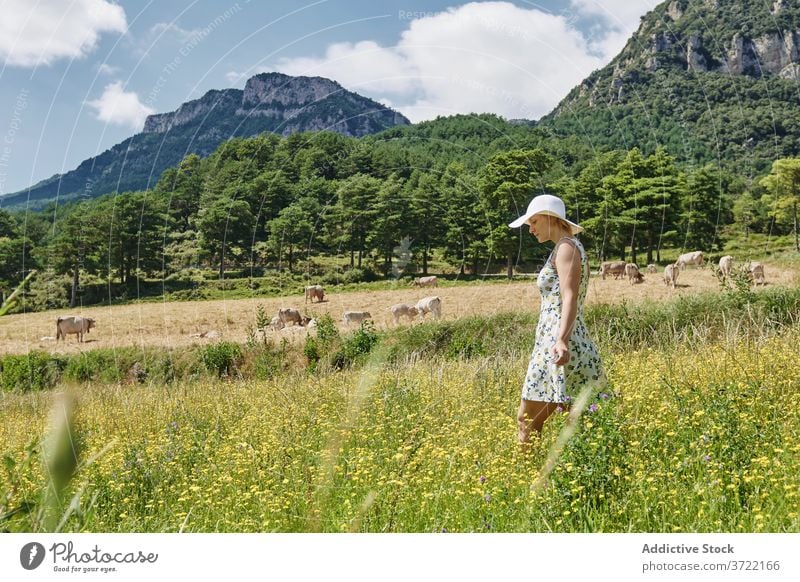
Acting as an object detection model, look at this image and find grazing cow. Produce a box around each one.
[748,261,766,286]
[342,311,372,325]
[269,315,284,331]
[277,308,307,327]
[415,296,442,321]
[600,261,626,280]
[304,285,325,303]
[646,264,657,273]
[390,303,419,325]
[412,275,438,288]
[625,263,645,285]
[56,316,96,342]
[663,263,679,290]
[676,251,704,270]
[718,255,734,280]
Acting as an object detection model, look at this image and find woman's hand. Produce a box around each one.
[551,339,570,366]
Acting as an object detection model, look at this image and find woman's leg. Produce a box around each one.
[517,399,564,443]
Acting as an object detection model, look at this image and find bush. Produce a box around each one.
[334,320,379,368]
[199,341,243,377]
[0,352,65,391]
[64,350,128,383]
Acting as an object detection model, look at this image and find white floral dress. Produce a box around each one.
[521,236,605,403]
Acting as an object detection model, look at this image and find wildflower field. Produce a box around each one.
[2,298,799,532]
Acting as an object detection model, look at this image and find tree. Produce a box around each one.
[332,174,381,269]
[439,162,487,276]
[95,192,166,286]
[0,209,37,296]
[365,177,408,276]
[155,154,204,232]
[408,171,446,275]
[759,158,800,251]
[479,149,552,278]
[680,165,725,252]
[268,198,318,273]
[45,202,104,307]
[197,196,255,278]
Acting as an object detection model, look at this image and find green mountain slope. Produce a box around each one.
[541,0,800,175]
[0,73,409,211]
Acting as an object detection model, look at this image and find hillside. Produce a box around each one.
[542,0,800,175]
[0,73,409,210]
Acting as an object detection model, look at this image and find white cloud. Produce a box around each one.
[0,0,127,67]
[271,1,653,122]
[571,0,661,33]
[97,63,119,76]
[225,70,248,85]
[570,0,662,57]
[86,81,154,129]
[149,22,201,44]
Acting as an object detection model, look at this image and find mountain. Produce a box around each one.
[1,72,409,210]
[541,0,800,175]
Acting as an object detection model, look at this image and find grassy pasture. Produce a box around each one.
[0,261,796,356]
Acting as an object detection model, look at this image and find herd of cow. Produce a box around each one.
[267,276,443,332]
[599,251,766,290]
[49,258,769,343]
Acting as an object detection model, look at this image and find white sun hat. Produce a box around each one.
[508,194,583,234]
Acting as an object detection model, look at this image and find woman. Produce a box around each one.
[509,194,605,443]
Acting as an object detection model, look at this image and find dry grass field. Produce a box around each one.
[0,263,796,356]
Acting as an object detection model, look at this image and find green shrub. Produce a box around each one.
[0,352,64,391]
[335,320,379,368]
[63,350,127,383]
[200,341,243,377]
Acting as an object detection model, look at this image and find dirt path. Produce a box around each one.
[0,264,795,355]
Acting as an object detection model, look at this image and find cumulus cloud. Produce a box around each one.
[570,0,662,57]
[271,1,650,122]
[86,81,154,129]
[0,0,127,67]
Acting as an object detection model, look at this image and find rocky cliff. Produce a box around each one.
[543,0,800,174]
[2,73,410,209]
[141,73,407,138]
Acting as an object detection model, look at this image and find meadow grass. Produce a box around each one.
[2,322,799,532]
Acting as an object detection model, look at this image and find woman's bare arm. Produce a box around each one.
[552,241,582,365]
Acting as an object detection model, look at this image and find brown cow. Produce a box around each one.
[304,285,325,303]
[625,263,644,285]
[56,316,96,342]
[600,261,626,280]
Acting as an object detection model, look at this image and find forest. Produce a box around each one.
[1,114,798,310]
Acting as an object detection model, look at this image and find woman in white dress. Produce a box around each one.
[509,194,605,444]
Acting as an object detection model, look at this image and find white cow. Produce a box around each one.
[412,275,438,288]
[304,285,325,303]
[718,255,734,280]
[646,264,657,273]
[415,296,442,321]
[268,315,285,331]
[342,311,372,326]
[390,303,419,324]
[748,262,766,286]
[277,308,309,327]
[625,263,644,285]
[676,251,704,270]
[663,263,679,290]
[56,316,96,342]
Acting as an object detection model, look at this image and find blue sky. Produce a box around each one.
[0,0,660,196]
